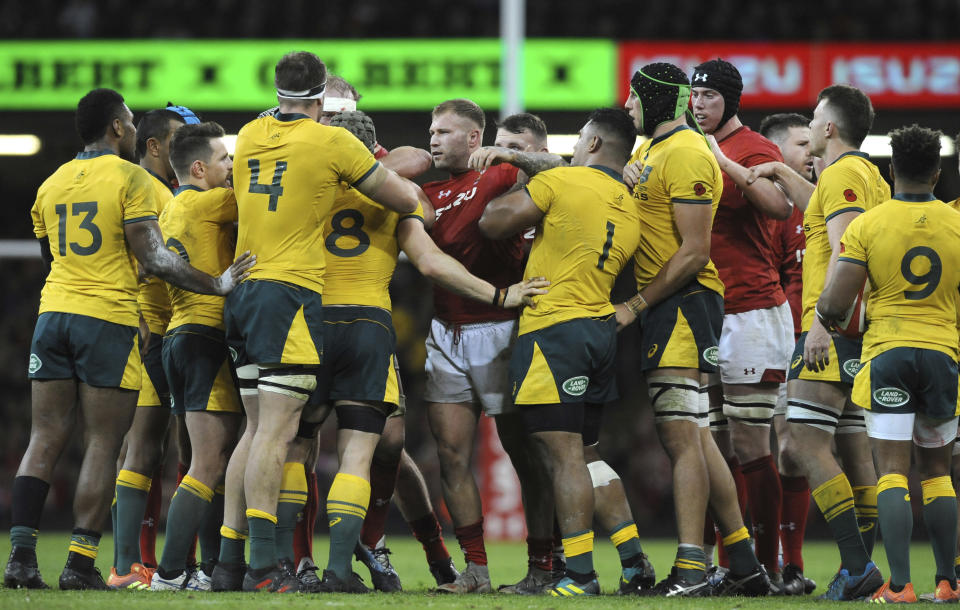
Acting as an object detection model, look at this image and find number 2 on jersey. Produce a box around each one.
[900,246,941,300]
[247,159,288,211]
[54,201,102,256]
[596,221,615,269]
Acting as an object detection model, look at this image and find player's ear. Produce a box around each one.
[111,116,124,139]
[588,135,602,154]
[191,159,205,180]
[468,128,482,149]
[931,167,941,188]
[887,163,895,183]
[147,137,160,159]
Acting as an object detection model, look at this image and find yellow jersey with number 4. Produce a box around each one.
[627,126,725,297]
[839,194,960,361]
[322,183,424,310]
[801,151,889,331]
[233,113,379,295]
[520,165,640,335]
[31,150,158,326]
[160,186,238,330]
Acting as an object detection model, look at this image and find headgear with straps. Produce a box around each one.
[691,58,743,129]
[629,63,691,137]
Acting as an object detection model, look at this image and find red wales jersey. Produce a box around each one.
[777,205,805,338]
[422,164,524,324]
[710,126,786,314]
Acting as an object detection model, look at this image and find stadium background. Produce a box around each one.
[1,0,959,543]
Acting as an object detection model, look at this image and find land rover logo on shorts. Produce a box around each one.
[28,353,41,374]
[229,346,238,363]
[562,376,589,396]
[703,346,719,366]
[842,359,861,377]
[873,387,909,408]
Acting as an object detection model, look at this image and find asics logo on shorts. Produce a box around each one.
[791,354,803,369]
[647,344,659,358]
[842,359,861,377]
[28,353,41,374]
[702,346,719,366]
[329,517,342,527]
[562,376,588,396]
[873,387,909,407]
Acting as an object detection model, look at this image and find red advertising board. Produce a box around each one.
[618,42,960,109]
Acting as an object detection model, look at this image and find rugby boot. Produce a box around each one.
[354,542,401,592]
[242,564,300,593]
[435,560,492,593]
[498,566,553,594]
[428,557,459,586]
[819,561,884,601]
[919,579,960,603]
[210,560,245,592]
[618,552,656,595]
[713,564,774,596]
[107,563,154,590]
[4,549,49,589]
[59,565,108,590]
[648,566,713,597]
[871,579,917,603]
[548,573,600,597]
[317,569,370,593]
[150,568,200,591]
[185,568,212,591]
[782,563,809,595]
[295,558,322,593]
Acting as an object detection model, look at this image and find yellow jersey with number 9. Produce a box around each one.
[801,151,890,331]
[322,183,424,310]
[627,126,725,297]
[31,150,158,326]
[233,113,379,295]
[839,194,960,361]
[160,186,238,330]
[520,165,640,335]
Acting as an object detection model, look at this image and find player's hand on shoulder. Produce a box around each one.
[215,250,257,296]
[468,146,516,173]
[623,161,643,189]
[505,276,550,308]
[613,303,637,332]
[746,161,780,186]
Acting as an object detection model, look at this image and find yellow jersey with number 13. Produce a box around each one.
[31,150,158,326]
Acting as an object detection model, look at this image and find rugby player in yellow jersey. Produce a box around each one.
[477,107,641,597]
[614,63,767,597]
[223,51,421,593]
[818,125,960,603]
[146,122,244,592]
[109,105,199,590]
[4,88,253,591]
[772,85,891,601]
[474,113,655,595]
[273,109,547,593]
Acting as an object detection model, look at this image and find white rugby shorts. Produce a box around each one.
[424,318,517,416]
[718,302,794,384]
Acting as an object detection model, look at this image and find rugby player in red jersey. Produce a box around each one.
[692,59,792,589]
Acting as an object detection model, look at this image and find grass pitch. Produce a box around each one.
[0,533,943,607]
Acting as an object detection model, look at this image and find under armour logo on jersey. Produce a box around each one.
[693,73,708,82]
[438,189,453,199]
[744,367,756,375]
[780,522,797,531]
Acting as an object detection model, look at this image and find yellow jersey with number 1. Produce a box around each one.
[232,112,379,295]
[31,150,159,326]
[520,165,640,335]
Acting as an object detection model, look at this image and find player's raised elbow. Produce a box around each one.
[765,200,793,221]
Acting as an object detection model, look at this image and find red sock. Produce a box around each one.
[742,455,783,573]
[293,470,319,563]
[409,512,451,562]
[177,462,198,566]
[780,474,810,570]
[703,513,717,547]
[139,464,163,567]
[360,457,399,549]
[454,519,487,566]
[527,537,552,571]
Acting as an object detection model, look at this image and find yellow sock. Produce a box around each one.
[813,473,856,522]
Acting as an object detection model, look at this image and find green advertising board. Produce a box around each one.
[0,39,614,111]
